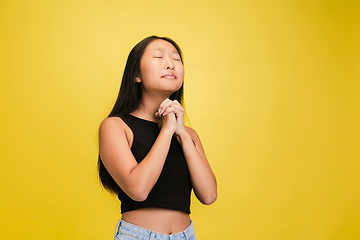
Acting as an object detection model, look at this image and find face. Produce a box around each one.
[137,39,184,96]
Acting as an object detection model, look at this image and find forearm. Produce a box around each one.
[178,132,217,205]
[126,128,174,201]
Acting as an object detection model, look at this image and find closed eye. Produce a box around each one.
[174,58,181,61]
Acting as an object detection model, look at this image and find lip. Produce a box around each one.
[161,73,177,79]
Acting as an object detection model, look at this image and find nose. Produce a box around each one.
[165,57,175,70]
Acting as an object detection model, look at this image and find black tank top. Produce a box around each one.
[117,114,192,213]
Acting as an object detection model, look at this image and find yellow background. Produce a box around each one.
[1,0,359,239]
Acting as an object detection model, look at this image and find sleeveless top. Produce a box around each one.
[117,114,192,214]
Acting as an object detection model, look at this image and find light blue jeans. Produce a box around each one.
[114,219,196,240]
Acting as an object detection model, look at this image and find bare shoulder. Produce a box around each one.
[100,117,127,132]
[185,126,200,140]
[185,126,203,148]
[99,117,133,146]
[184,126,207,159]
[100,116,122,126]
[99,117,131,139]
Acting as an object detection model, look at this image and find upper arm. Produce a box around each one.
[98,117,138,195]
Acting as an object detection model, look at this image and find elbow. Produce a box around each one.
[116,175,152,202]
[126,185,150,202]
[202,193,217,205]
[195,181,218,205]
[131,194,148,202]
[199,190,217,205]
[200,181,218,205]
[128,191,149,202]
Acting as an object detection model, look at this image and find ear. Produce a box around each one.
[135,75,141,83]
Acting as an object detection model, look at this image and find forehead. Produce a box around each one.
[145,39,179,54]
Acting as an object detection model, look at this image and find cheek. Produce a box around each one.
[178,68,185,81]
[176,63,184,76]
[139,61,157,80]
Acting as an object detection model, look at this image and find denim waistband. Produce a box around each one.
[115,218,195,240]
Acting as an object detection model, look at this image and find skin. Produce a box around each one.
[99,39,217,235]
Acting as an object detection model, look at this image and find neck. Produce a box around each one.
[131,93,171,123]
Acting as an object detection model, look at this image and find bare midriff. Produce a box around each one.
[121,208,191,235]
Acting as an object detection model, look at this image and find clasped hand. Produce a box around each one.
[155,99,186,136]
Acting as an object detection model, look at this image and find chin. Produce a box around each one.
[161,83,183,93]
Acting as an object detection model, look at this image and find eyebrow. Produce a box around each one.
[154,49,179,54]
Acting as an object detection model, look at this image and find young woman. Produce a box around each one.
[98,36,217,240]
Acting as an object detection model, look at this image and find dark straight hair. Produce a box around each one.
[98,36,184,194]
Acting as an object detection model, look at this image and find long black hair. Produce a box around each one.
[98,36,184,194]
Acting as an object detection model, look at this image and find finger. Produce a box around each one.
[170,100,184,113]
[159,101,176,116]
[160,100,174,111]
[167,101,184,114]
[172,105,184,116]
[162,106,175,116]
[172,101,184,113]
[158,99,172,116]
[156,107,165,118]
[163,106,185,118]
[162,106,179,116]
[159,98,172,109]
[173,100,181,106]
